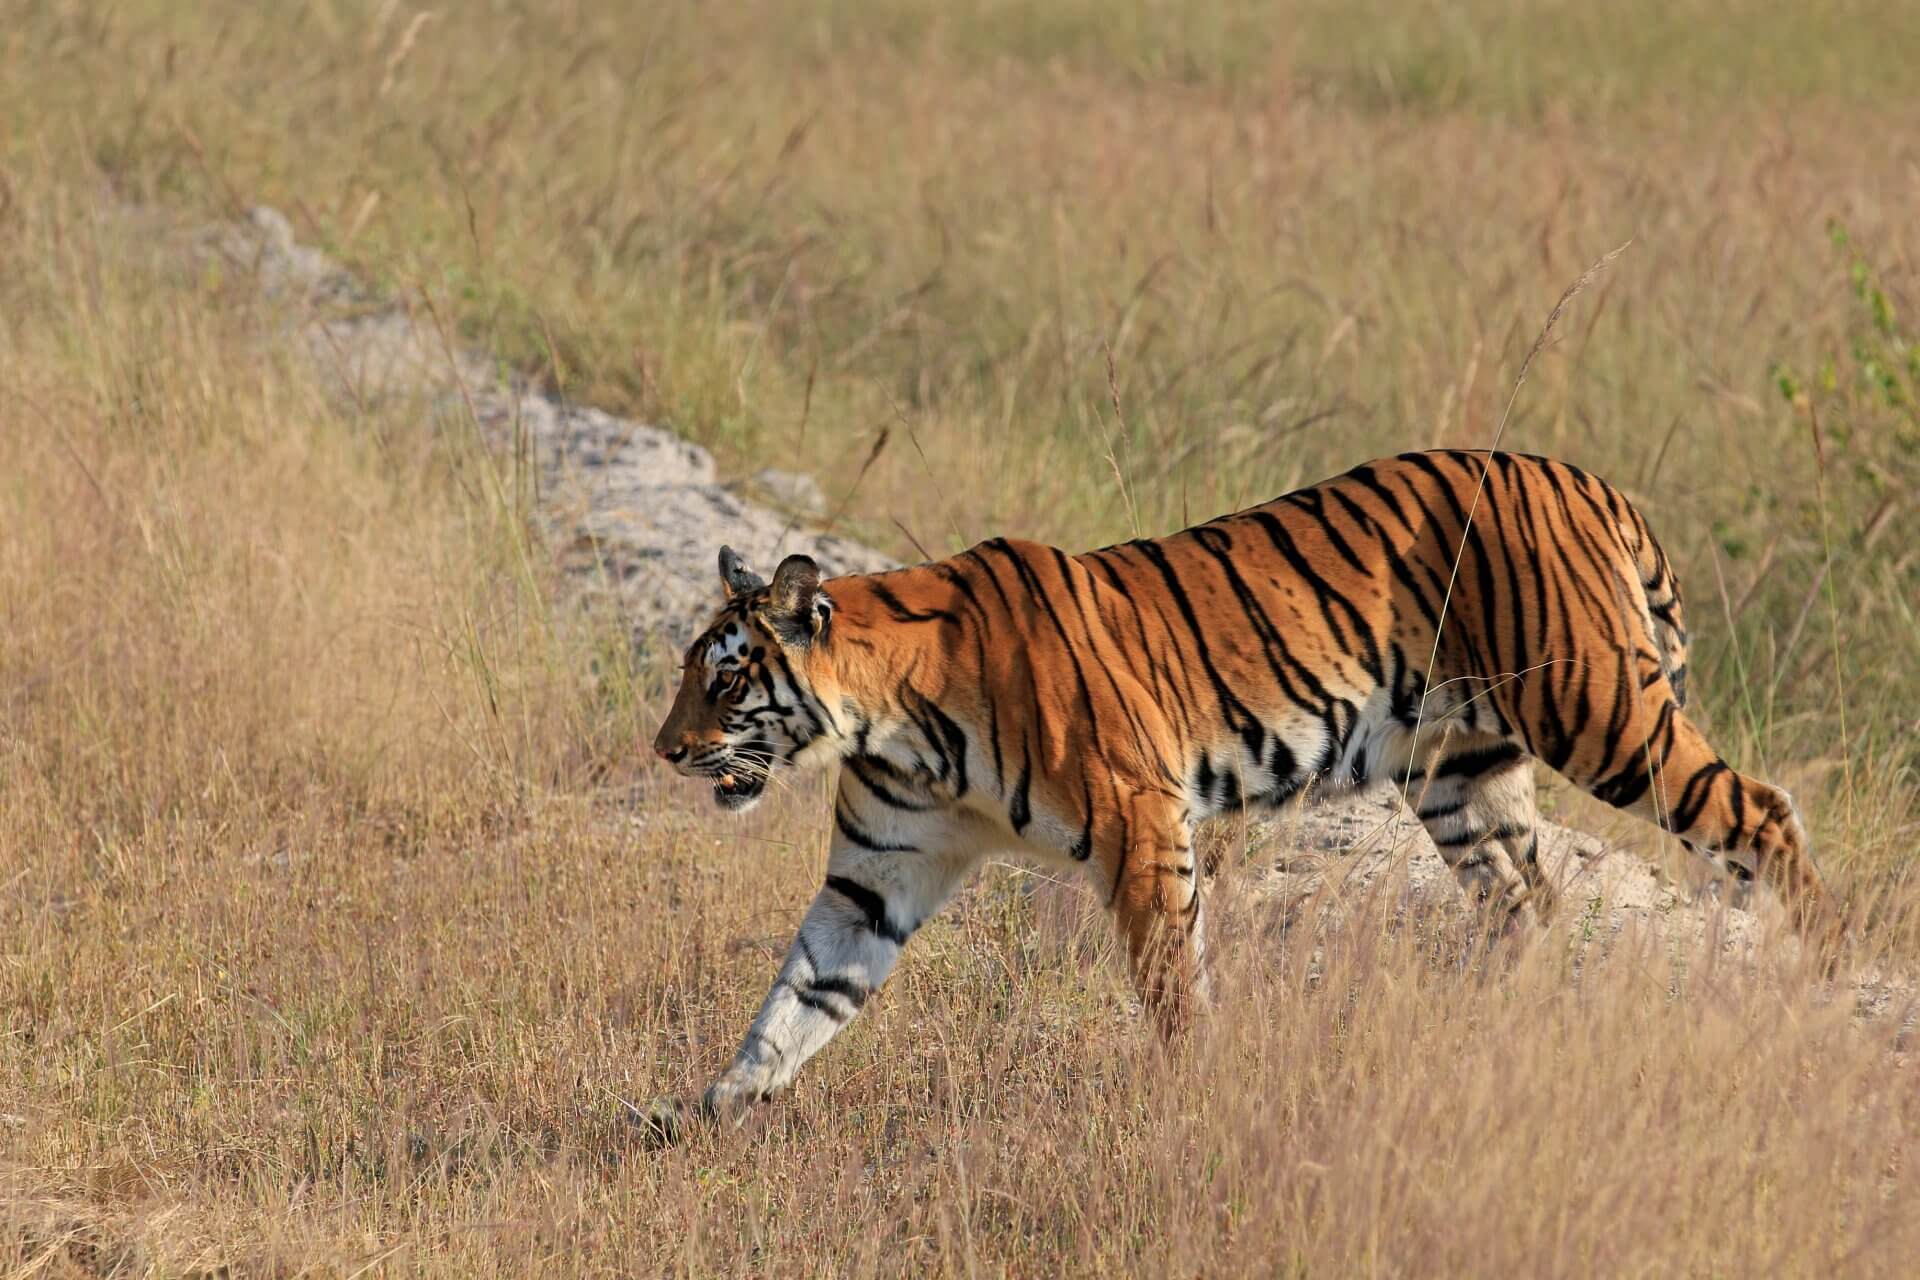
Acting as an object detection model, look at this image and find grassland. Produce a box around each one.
[2,1,1917,1274]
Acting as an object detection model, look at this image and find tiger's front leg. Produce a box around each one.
[692,787,983,1129]
[1108,790,1205,1038]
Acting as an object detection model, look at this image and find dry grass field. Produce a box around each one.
[3,1,1918,1274]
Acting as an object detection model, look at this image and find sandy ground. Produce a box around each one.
[201,205,1912,1029]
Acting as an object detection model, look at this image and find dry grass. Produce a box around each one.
[2,2,1918,1274]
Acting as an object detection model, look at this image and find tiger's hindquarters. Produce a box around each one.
[1624,497,1691,710]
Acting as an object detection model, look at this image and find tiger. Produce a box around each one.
[649,448,1838,1134]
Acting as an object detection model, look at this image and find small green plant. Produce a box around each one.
[1772,221,1920,511]
[1727,223,1920,775]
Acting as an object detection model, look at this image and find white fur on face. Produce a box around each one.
[705,621,751,669]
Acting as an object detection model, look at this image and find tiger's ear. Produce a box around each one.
[765,554,830,645]
[718,545,765,599]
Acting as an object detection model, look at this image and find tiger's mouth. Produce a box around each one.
[709,746,774,810]
[713,770,767,809]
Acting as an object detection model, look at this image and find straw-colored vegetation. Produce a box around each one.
[2,1,1916,1273]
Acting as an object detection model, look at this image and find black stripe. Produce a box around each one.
[1086,551,1181,714]
[964,548,1057,793]
[1123,552,1212,740]
[1069,779,1094,860]
[1009,757,1032,832]
[834,804,916,853]
[1478,455,1537,743]
[1504,465,1574,766]
[1404,451,1504,683]
[1436,743,1525,779]
[1244,512,1385,686]
[1264,734,1297,788]
[983,539,1104,743]
[825,876,909,945]
[868,579,958,625]
[1292,488,1373,576]
[1590,759,1651,810]
[847,758,937,811]
[932,561,1001,781]
[807,975,870,1007]
[1127,538,1260,746]
[1346,463,1414,531]
[781,979,852,1021]
[1216,762,1243,810]
[1330,486,1443,635]
[1357,469,1454,634]
[1133,536,1294,763]
[1671,760,1730,833]
[906,690,971,799]
[1053,547,1169,763]
[1536,463,1629,623]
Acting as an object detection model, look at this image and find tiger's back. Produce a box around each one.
[1073,449,1692,825]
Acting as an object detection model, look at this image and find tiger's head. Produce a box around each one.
[652,546,841,812]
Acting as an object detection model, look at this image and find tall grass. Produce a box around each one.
[9,4,1910,750]
[1,0,1916,1272]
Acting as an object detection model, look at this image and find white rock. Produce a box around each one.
[746,467,827,517]
[208,205,892,653]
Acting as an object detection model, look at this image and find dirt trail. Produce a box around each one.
[201,206,892,652]
[205,206,1910,1024]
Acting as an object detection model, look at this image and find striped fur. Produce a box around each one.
[653,449,1837,1125]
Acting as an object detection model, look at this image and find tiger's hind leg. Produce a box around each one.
[1577,689,1840,960]
[1409,737,1558,932]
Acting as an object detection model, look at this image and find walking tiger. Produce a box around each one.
[650,449,1838,1132]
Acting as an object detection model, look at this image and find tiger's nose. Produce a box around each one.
[656,742,688,764]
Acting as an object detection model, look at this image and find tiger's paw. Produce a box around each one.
[1800,899,1853,982]
[701,1077,776,1126]
[629,1096,699,1150]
